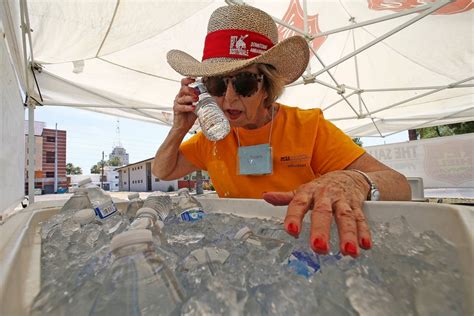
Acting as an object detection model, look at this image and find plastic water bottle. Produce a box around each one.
[173,188,205,222]
[73,207,128,237]
[190,79,230,141]
[60,188,92,212]
[234,226,293,263]
[288,249,344,278]
[141,191,173,222]
[129,207,165,245]
[125,192,143,221]
[78,178,118,219]
[89,229,185,315]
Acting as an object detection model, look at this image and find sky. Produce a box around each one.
[29,106,408,174]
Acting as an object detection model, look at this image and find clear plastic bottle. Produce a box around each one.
[73,207,128,237]
[173,188,205,222]
[78,178,118,219]
[125,192,143,221]
[89,229,185,315]
[60,188,92,212]
[141,191,173,222]
[234,226,293,263]
[129,207,164,244]
[190,79,230,141]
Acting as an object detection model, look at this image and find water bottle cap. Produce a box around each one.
[73,208,96,225]
[128,192,139,200]
[234,226,252,240]
[78,178,92,186]
[136,207,159,220]
[110,229,152,251]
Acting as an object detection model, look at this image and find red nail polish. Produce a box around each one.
[313,238,328,252]
[345,242,358,256]
[287,223,298,235]
[361,238,371,249]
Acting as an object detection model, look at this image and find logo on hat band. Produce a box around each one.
[202,29,274,61]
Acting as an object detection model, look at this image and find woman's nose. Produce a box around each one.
[224,80,239,101]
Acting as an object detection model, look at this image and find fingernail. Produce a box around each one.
[345,242,358,256]
[313,238,328,252]
[287,223,298,235]
[361,238,371,249]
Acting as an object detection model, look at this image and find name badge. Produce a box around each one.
[237,144,272,175]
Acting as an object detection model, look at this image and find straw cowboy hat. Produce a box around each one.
[167,5,310,84]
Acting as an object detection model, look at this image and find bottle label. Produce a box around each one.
[179,207,205,222]
[288,251,343,278]
[95,201,118,219]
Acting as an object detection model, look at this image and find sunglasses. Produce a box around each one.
[203,72,264,97]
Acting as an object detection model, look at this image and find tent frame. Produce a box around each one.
[17,0,472,202]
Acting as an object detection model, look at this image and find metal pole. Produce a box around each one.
[28,104,35,203]
[101,151,105,189]
[54,123,58,193]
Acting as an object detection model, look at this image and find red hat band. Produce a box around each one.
[202,29,275,61]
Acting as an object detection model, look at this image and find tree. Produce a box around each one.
[66,163,82,175]
[352,138,363,147]
[108,156,122,166]
[90,160,106,174]
[415,121,474,140]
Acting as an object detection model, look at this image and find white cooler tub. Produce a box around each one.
[0,198,472,315]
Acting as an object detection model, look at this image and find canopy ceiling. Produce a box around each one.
[2,0,473,137]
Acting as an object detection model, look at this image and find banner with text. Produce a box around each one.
[366,134,473,188]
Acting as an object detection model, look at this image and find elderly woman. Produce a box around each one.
[153,5,411,258]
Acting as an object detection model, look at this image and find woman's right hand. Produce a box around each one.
[172,77,199,132]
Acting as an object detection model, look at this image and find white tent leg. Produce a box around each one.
[28,104,35,203]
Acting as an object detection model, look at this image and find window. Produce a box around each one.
[115,183,118,187]
[45,172,54,178]
[124,170,127,174]
[45,151,55,163]
[124,182,127,185]
[115,176,118,179]
[46,136,55,142]
[155,178,160,182]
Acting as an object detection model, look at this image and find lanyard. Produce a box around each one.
[236,104,275,148]
[235,105,275,175]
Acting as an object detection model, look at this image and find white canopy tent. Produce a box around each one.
[1,0,473,210]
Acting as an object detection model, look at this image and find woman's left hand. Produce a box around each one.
[262,170,372,258]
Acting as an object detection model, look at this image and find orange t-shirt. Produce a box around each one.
[180,104,365,198]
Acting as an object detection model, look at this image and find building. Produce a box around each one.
[68,167,119,192]
[103,166,120,191]
[24,121,67,194]
[109,145,129,166]
[116,158,211,192]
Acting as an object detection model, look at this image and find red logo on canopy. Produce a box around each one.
[368,0,473,15]
[278,0,326,53]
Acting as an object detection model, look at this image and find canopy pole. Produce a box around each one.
[302,0,311,76]
[27,104,35,203]
[371,77,474,115]
[393,106,474,134]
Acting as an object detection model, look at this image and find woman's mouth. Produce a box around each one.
[226,110,242,120]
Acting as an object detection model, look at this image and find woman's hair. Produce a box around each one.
[257,63,286,108]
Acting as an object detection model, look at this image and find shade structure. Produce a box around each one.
[2,0,473,137]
